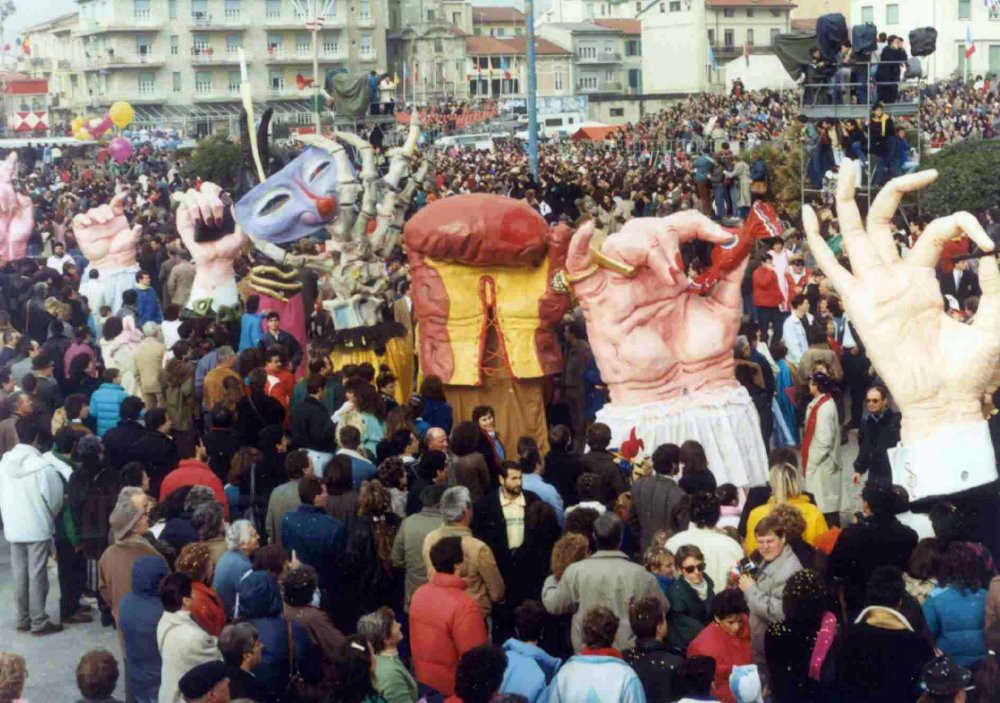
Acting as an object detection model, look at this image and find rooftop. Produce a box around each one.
[705,0,796,8]
[465,35,571,55]
[542,21,625,33]
[472,6,526,23]
[593,19,640,35]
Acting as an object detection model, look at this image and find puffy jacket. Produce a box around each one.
[239,312,265,352]
[666,575,715,651]
[0,443,64,542]
[752,266,789,308]
[744,495,829,554]
[923,586,988,666]
[236,571,321,697]
[159,459,229,519]
[119,556,168,703]
[90,382,127,437]
[687,616,753,703]
[410,572,488,695]
[500,638,561,703]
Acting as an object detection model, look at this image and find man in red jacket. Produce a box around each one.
[158,439,229,518]
[410,536,488,697]
[752,253,794,343]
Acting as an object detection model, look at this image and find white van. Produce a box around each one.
[433,133,495,151]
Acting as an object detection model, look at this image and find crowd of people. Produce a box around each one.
[0,69,997,703]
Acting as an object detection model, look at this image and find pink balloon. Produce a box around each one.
[108,137,132,164]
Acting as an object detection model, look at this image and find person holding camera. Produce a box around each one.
[738,514,804,665]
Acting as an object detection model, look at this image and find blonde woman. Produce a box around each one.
[744,463,828,555]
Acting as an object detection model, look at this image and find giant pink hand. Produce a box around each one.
[72,193,140,271]
[176,183,246,293]
[567,212,745,405]
[0,192,35,260]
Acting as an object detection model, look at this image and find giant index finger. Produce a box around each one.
[867,169,939,266]
[566,220,596,274]
[908,211,991,270]
[662,210,738,246]
[835,160,883,277]
[803,204,857,296]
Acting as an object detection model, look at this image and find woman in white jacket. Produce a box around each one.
[157,572,222,703]
[99,315,142,397]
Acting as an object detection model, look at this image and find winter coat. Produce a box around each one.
[543,550,668,652]
[102,419,151,471]
[281,505,345,592]
[409,572,489,695]
[156,609,222,703]
[666,575,715,651]
[629,474,690,553]
[99,534,167,624]
[0,443,64,542]
[765,619,827,703]
[134,286,163,326]
[622,637,685,703]
[423,523,505,619]
[666,525,744,593]
[284,602,347,688]
[236,571,321,696]
[829,514,917,615]
[803,394,842,514]
[500,638,561,703]
[290,396,337,452]
[134,337,165,394]
[726,160,752,208]
[159,459,229,518]
[422,398,453,435]
[744,495,828,555]
[472,488,541,605]
[688,616,753,703]
[212,549,252,619]
[239,312,265,352]
[546,652,645,703]
[90,382,127,437]
[102,337,139,396]
[853,410,900,483]
[391,507,445,610]
[373,654,418,703]
[454,452,491,502]
[745,544,803,664]
[544,447,585,506]
[923,586,988,666]
[580,449,629,507]
[119,556,169,703]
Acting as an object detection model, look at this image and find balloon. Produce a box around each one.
[109,101,134,129]
[88,115,113,139]
[70,116,85,134]
[108,137,132,164]
[77,128,92,141]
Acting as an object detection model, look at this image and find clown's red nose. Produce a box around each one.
[317,196,336,218]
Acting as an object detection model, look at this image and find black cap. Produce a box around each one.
[919,656,972,696]
[178,661,229,700]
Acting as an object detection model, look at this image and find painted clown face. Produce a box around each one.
[235,146,341,243]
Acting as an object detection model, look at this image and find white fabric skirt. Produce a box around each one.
[594,383,769,488]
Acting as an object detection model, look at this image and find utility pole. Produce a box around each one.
[526,0,538,178]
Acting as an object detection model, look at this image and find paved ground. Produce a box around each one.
[0,434,860,700]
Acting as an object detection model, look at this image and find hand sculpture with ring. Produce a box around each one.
[803,160,999,499]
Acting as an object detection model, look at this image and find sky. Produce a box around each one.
[6,0,76,39]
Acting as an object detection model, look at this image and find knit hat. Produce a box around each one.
[178,660,228,699]
[729,665,764,703]
[919,655,972,696]
[108,499,145,542]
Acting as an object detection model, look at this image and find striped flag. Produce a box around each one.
[707,44,718,71]
[965,25,976,58]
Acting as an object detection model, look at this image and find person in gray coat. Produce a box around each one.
[543,512,668,652]
[628,443,690,554]
[738,513,803,664]
[391,483,447,611]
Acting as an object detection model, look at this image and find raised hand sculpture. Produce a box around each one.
[72,192,141,315]
[803,161,999,500]
[0,152,35,261]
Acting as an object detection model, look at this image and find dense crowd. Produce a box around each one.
[0,73,997,703]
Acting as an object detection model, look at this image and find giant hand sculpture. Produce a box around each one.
[0,152,35,260]
[176,182,247,315]
[803,161,999,499]
[72,193,141,272]
[566,211,745,405]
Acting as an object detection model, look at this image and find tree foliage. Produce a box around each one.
[920,139,1000,218]
[744,122,804,223]
[182,136,242,188]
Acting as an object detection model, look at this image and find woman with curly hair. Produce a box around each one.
[337,377,387,459]
[450,421,491,502]
[376,456,408,519]
[0,652,27,703]
[924,542,989,666]
[175,541,226,637]
[335,480,401,632]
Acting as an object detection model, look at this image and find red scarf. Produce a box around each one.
[801,393,831,473]
[582,647,623,659]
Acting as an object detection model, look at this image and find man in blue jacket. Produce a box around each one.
[90,368,128,437]
[281,475,346,609]
[118,556,169,703]
[501,600,561,703]
[133,270,163,326]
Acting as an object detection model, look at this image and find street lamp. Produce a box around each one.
[289,0,335,132]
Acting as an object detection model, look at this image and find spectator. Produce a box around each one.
[677,440,718,495]
[236,368,286,446]
[134,322,165,410]
[174,542,226,638]
[176,660,231,703]
[688,588,753,703]
[545,606,645,702]
[280,564,346,688]
[357,606,418,703]
[579,423,628,507]
[337,424,377,491]
[323,453,360,526]
[0,653,27,703]
[410,535,489,697]
[420,375,453,435]
[853,384,901,486]
[75,649,123,703]
[290,373,337,459]
[543,512,666,652]
[472,404,505,477]
[744,463,827,554]
[667,492,743,591]
[391,482,447,611]
[239,295,265,353]
[281,475,346,605]
[118,556,168,703]
[265,447,311,548]
[218,623,269,703]
[499,600,561,703]
[203,406,240,482]
[451,644,509,703]
[201,347,240,414]
[924,542,989,667]
[544,424,584,506]
[676,656,721,703]
[90,368,127,437]
[212,520,258,619]
[667,544,716,651]
[629,442,689,553]
[257,311,303,372]
[157,573,224,703]
[517,442,564,527]
[192,501,227,566]
[801,372,842,526]
[158,439,228,517]
[622,596,684,702]
[450,421,492,502]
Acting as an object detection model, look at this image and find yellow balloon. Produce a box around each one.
[109,101,134,128]
[71,116,85,133]
[78,128,92,141]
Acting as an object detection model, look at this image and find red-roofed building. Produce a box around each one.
[472,6,526,37]
[464,35,572,99]
[2,72,50,136]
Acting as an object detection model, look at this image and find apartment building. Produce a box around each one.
[472,6,526,36]
[465,35,572,98]
[26,0,388,134]
[386,0,471,99]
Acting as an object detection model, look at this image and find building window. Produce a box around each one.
[168,0,177,19]
[170,35,179,55]
[496,28,505,36]
[136,37,151,55]
[453,12,461,24]
[137,72,155,94]
[228,70,241,92]
[770,28,780,45]
[990,45,1000,73]
[191,0,207,20]
[746,29,754,46]
[360,34,372,55]
[746,8,753,17]
[322,37,338,53]
[267,33,281,52]
[427,9,435,21]
[669,1,680,11]
[610,107,624,117]
[958,0,971,20]
[770,8,780,16]
[635,1,641,12]
[226,34,242,54]
[628,67,640,88]
[172,71,181,91]
[193,33,209,52]
[723,8,734,17]
[515,27,523,35]
[580,75,598,89]
[659,3,664,13]
[195,70,212,93]
[270,71,284,89]
[266,0,281,18]
[296,33,310,54]
[626,39,639,56]
[134,0,150,20]
[707,29,714,44]
[579,46,596,59]
[724,29,734,47]
[359,0,370,19]
[861,6,873,23]
[554,69,563,90]
[886,4,899,24]
[433,37,443,53]
[225,0,241,20]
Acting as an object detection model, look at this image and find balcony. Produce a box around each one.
[263,13,345,29]
[189,12,247,30]
[84,53,166,70]
[576,51,621,64]
[576,80,623,93]
[93,90,165,105]
[74,16,162,36]
[711,43,775,60]
[356,15,376,28]
[190,48,248,65]
[267,86,301,99]
[359,50,377,62]
[264,47,329,64]
[192,88,242,102]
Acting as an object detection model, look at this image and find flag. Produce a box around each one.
[743,41,751,67]
[707,44,718,71]
[965,25,975,58]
